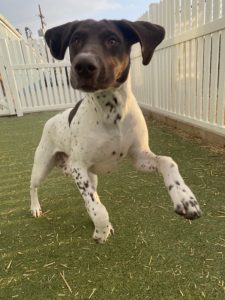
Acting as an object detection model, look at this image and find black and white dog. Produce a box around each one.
[30,19,202,243]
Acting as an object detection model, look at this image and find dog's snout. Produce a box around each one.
[74,55,98,77]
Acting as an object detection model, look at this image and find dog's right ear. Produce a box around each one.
[114,20,165,65]
[45,21,79,60]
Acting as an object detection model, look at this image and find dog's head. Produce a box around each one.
[45,19,165,92]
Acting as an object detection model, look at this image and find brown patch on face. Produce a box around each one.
[111,56,130,83]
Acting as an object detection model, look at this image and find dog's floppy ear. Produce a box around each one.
[45,21,79,60]
[114,20,165,65]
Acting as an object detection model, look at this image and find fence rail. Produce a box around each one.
[130,0,225,137]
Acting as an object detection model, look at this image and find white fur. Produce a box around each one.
[30,75,202,243]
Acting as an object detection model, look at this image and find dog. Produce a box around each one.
[30,19,202,243]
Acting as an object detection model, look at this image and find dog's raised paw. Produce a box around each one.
[175,197,202,220]
[93,223,114,244]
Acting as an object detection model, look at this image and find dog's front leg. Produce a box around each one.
[71,164,114,243]
[131,148,202,220]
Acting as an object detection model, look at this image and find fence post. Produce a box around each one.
[0,39,23,116]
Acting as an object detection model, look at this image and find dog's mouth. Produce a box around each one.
[70,75,115,92]
[70,79,101,92]
[79,84,98,93]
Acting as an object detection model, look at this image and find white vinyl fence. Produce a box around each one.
[130,0,225,136]
[0,38,82,116]
[0,1,225,139]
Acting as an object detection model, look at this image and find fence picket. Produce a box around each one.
[190,39,197,118]
[217,29,225,125]
[202,35,211,121]
[61,67,70,103]
[205,0,213,23]
[192,0,198,28]
[184,0,191,31]
[20,40,39,107]
[170,0,175,37]
[175,0,181,35]
[209,31,220,123]
[11,40,28,109]
[171,45,177,112]
[198,0,205,26]
[180,0,186,32]
[213,0,221,20]
[185,40,191,116]
[32,40,49,106]
[196,37,204,120]
[223,0,225,17]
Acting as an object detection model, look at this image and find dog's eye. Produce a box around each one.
[73,37,81,46]
[106,38,119,48]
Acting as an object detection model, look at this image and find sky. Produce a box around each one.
[0,0,159,38]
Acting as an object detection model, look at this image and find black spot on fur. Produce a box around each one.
[89,193,95,202]
[114,114,121,124]
[170,163,175,168]
[68,98,83,126]
[113,97,118,104]
[120,153,123,157]
[175,204,184,216]
[77,182,86,191]
[169,185,174,191]
[84,181,89,188]
[105,102,114,112]
[175,181,180,185]
[112,151,116,155]
[190,201,195,207]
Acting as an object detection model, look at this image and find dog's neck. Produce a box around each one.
[85,74,133,124]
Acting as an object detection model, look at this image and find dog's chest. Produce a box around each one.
[70,92,133,174]
[89,126,129,174]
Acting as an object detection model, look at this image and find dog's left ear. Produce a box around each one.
[114,20,165,65]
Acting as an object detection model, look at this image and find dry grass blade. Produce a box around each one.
[60,271,72,294]
[88,288,97,299]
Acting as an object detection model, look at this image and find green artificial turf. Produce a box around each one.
[0,111,225,299]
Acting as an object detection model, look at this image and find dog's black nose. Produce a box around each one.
[74,56,98,77]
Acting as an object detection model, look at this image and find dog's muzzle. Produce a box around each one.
[71,53,101,92]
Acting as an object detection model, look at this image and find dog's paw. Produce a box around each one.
[168,182,202,220]
[93,223,114,244]
[174,197,202,220]
[31,206,42,217]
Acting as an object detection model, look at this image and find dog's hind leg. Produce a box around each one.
[131,148,202,220]
[30,141,55,217]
